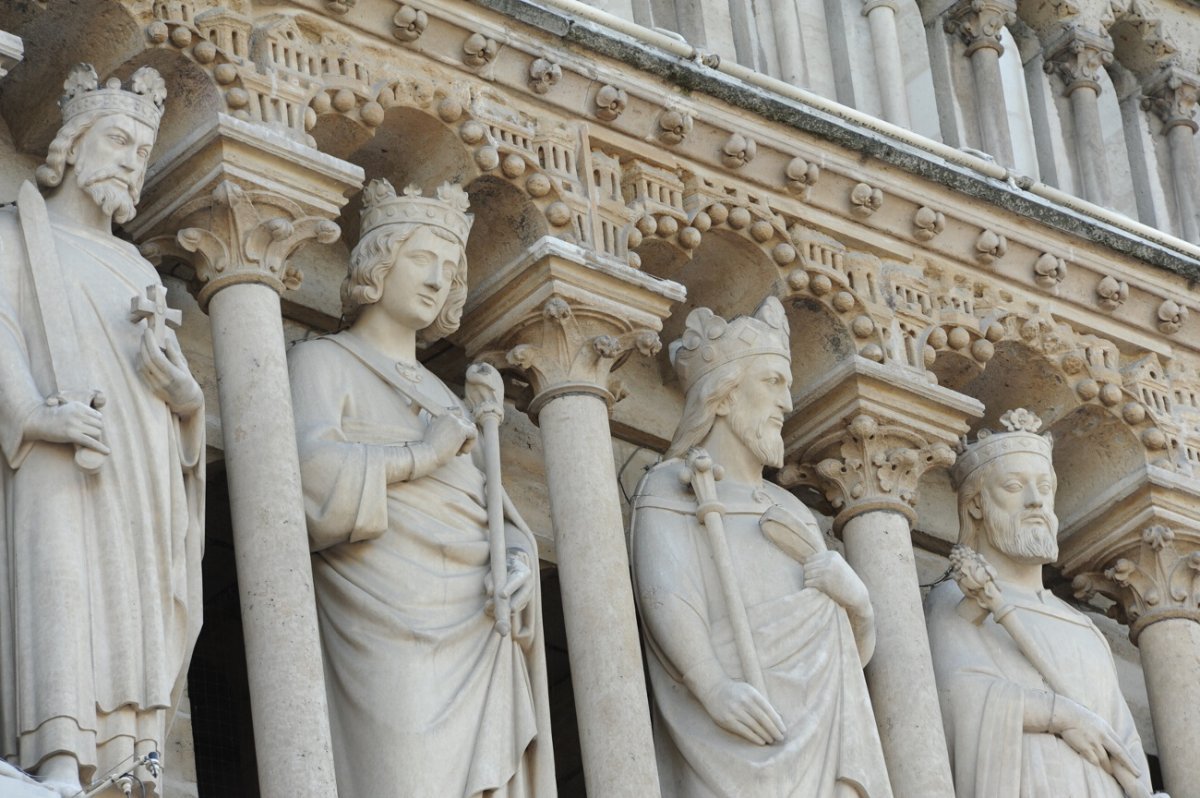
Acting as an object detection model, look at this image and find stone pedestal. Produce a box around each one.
[458,237,684,798]
[779,357,982,798]
[130,114,363,798]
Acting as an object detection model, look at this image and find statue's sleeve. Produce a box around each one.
[926,585,1024,798]
[289,341,390,551]
[631,489,729,698]
[0,221,47,469]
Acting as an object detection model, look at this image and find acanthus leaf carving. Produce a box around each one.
[777,413,956,528]
[1072,525,1200,642]
[1044,26,1114,94]
[1142,66,1200,132]
[943,0,1017,55]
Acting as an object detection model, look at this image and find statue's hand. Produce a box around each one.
[137,329,202,417]
[1051,697,1141,780]
[484,549,534,615]
[424,413,477,466]
[696,678,787,746]
[23,397,109,454]
[804,551,870,614]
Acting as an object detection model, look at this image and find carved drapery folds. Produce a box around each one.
[1074,525,1200,642]
[780,414,956,529]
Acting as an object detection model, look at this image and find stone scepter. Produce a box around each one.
[950,544,1157,798]
[465,361,511,636]
[681,446,768,698]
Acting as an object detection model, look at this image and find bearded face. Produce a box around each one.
[974,452,1060,564]
[722,354,792,469]
[69,114,155,224]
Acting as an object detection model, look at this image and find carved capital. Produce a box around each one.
[1142,66,1200,133]
[142,182,340,309]
[944,0,1017,55]
[779,414,956,531]
[1073,525,1200,643]
[127,114,362,311]
[504,298,662,416]
[455,237,684,419]
[1044,26,1114,94]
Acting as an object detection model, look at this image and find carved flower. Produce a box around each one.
[463,33,499,67]
[720,133,757,169]
[130,66,168,108]
[849,182,883,217]
[393,5,429,41]
[528,58,562,95]
[1157,299,1189,334]
[999,408,1043,434]
[594,84,627,121]
[678,307,728,364]
[1142,524,1175,551]
[1096,275,1129,311]
[592,335,622,358]
[657,109,692,145]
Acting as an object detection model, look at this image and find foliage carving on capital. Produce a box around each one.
[1043,26,1114,94]
[140,181,340,310]
[778,414,956,529]
[1072,525,1200,642]
[1142,67,1200,132]
[944,0,1017,55]
[504,297,662,416]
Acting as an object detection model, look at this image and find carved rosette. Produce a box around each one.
[141,181,340,310]
[1043,26,1114,94]
[504,297,662,417]
[778,414,956,530]
[943,0,1017,55]
[1142,66,1200,133]
[1073,525,1200,643]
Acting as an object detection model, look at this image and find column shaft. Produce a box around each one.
[866,4,912,127]
[970,46,1015,167]
[1069,84,1110,206]
[1166,124,1200,242]
[208,283,337,797]
[538,393,660,798]
[1138,619,1200,798]
[843,509,956,798]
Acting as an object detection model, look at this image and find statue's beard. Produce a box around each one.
[729,409,785,469]
[79,171,138,224]
[985,509,1060,563]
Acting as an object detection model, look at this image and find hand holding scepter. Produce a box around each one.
[465,362,510,636]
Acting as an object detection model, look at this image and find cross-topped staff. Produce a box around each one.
[129,284,182,348]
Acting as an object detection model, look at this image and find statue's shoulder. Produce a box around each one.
[761,479,818,519]
[635,458,688,499]
[288,335,346,373]
[926,579,969,624]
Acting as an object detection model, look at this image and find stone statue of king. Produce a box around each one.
[926,409,1157,798]
[630,298,892,798]
[289,179,556,797]
[0,65,205,796]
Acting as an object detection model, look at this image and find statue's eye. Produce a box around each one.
[1003,481,1022,492]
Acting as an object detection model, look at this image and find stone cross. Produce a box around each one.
[129,284,182,347]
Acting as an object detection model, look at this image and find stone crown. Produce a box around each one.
[359,178,473,245]
[61,63,166,129]
[951,408,1054,487]
[670,296,790,392]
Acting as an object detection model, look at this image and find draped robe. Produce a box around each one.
[631,462,892,798]
[0,201,205,793]
[289,333,555,798]
[926,580,1154,798]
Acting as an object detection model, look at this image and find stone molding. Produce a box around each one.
[1043,26,1115,94]
[1142,66,1200,133]
[943,0,1018,56]
[0,30,22,78]
[1073,525,1200,642]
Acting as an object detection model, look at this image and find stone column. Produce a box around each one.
[1045,27,1115,206]
[0,29,22,78]
[863,0,911,127]
[779,358,982,798]
[1073,524,1200,798]
[129,115,363,798]
[1143,67,1200,243]
[458,237,684,798]
[944,0,1017,167]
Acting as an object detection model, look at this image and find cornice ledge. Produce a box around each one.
[477,0,1200,282]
